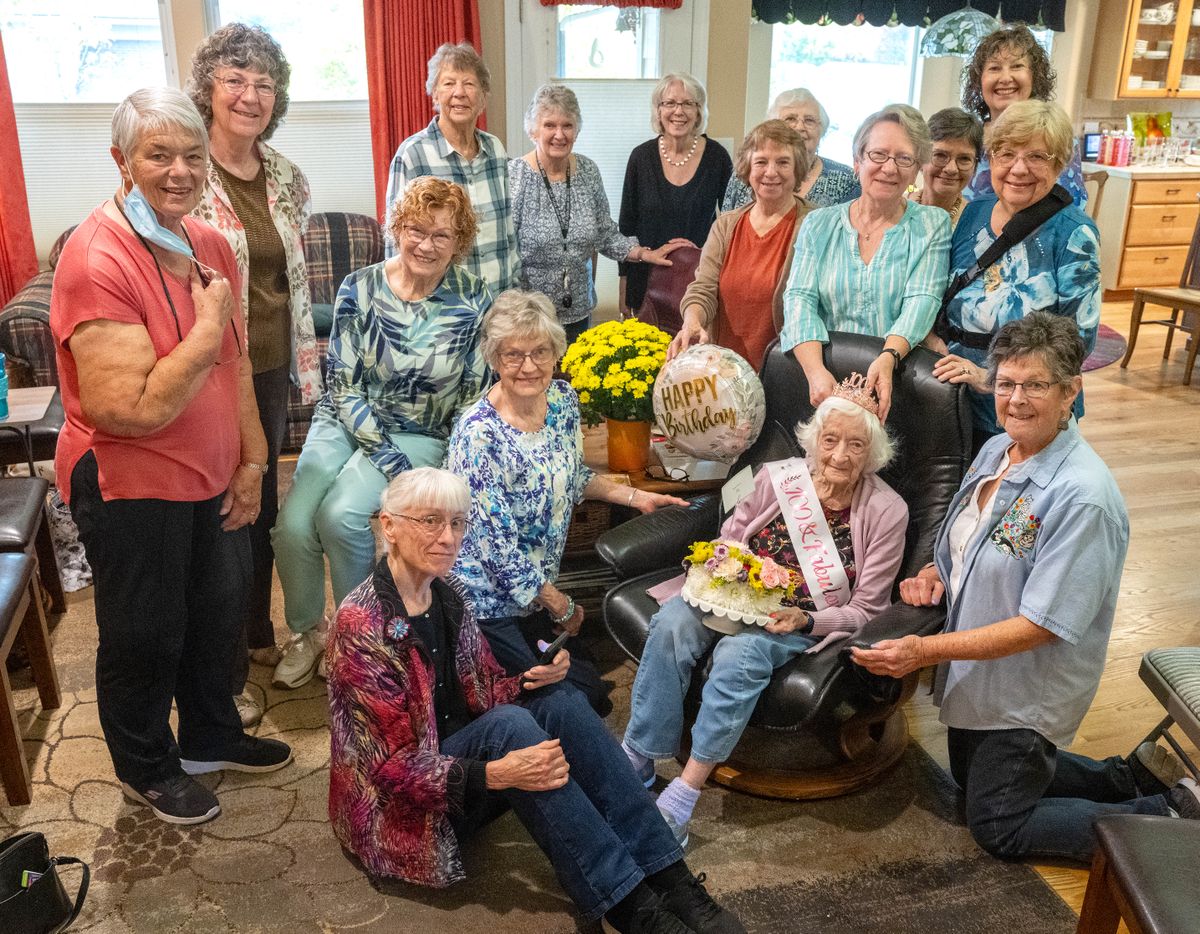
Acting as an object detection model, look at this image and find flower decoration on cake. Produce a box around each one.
[680,539,798,625]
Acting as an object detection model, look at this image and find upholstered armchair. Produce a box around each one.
[598,334,971,799]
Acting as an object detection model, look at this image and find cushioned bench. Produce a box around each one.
[1138,647,1200,781]
[0,477,66,616]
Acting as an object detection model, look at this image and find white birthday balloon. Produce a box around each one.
[653,345,765,463]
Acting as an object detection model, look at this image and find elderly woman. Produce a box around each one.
[623,381,908,845]
[907,108,983,231]
[929,101,1099,453]
[50,88,292,825]
[187,22,321,726]
[511,85,680,343]
[853,314,1200,864]
[383,42,517,294]
[781,104,951,420]
[668,120,814,368]
[327,468,744,934]
[722,88,859,211]
[270,177,490,690]
[619,72,732,315]
[962,24,1087,207]
[448,290,687,715]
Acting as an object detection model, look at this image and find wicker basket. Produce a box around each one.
[564,499,614,557]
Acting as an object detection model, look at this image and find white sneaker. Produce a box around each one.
[233,691,263,728]
[272,630,323,689]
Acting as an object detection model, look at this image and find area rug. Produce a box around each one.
[1083,323,1127,372]
[2,597,1078,933]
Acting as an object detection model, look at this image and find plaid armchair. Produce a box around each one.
[286,211,384,452]
[0,230,74,389]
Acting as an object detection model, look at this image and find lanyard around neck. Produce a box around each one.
[536,154,571,243]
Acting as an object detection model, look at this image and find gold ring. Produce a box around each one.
[960,366,968,375]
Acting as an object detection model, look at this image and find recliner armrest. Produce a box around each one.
[594,494,719,579]
[857,602,946,644]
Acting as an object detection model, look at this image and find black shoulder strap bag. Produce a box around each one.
[0,831,90,933]
[934,183,1073,349]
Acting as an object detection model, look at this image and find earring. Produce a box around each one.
[1058,415,1069,431]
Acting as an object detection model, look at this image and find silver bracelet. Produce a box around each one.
[552,596,576,626]
[627,487,638,507]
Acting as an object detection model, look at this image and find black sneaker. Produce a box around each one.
[180,736,293,775]
[603,901,696,934]
[1168,777,1200,820]
[658,872,746,934]
[121,773,220,825]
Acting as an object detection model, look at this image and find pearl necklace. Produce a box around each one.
[659,134,699,167]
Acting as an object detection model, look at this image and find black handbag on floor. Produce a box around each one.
[0,832,89,933]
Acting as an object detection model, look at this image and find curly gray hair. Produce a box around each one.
[426,42,491,100]
[480,290,568,370]
[524,84,582,137]
[768,87,829,136]
[987,311,1086,387]
[187,23,291,141]
[794,396,895,477]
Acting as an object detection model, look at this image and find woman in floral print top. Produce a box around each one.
[448,290,686,714]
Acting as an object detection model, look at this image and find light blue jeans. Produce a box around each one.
[623,595,815,764]
[271,409,445,634]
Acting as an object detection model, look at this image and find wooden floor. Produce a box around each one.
[904,298,1200,923]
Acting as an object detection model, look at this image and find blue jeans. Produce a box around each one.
[947,726,1172,864]
[272,409,445,633]
[624,596,814,764]
[442,686,682,920]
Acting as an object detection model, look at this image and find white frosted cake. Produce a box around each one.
[679,539,797,629]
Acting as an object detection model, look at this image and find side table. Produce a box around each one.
[0,386,57,474]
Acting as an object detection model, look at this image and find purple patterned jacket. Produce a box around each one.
[327,568,521,887]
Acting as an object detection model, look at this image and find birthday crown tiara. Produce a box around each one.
[830,372,881,418]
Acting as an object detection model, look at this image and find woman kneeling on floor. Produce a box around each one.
[326,467,745,934]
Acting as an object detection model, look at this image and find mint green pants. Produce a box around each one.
[271,409,445,634]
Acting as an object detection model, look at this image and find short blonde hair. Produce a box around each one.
[734,119,809,191]
[380,467,470,516]
[650,73,708,135]
[852,103,932,167]
[480,290,568,369]
[387,177,478,264]
[987,100,1073,173]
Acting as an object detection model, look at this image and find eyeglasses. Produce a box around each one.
[498,348,556,368]
[784,115,822,130]
[864,149,918,169]
[390,513,471,535]
[993,379,1055,398]
[644,465,690,483]
[402,225,455,250]
[930,151,978,171]
[659,99,699,111]
[991,149,1055,170]
[215,75,277,98]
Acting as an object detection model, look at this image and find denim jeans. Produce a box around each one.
[272,409,445,634]
[477,610,610,715]
[442,686,682,920]
[623,596,814,764]
[947,726,1172,864]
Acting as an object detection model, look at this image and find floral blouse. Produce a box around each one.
[192,140,323,404]
[747,506,856,609]
[448,380,595,619]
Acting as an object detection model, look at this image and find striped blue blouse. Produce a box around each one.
[781,201,951,352]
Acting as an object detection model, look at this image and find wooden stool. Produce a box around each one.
[0,476,67,617]
[0,551,62,805]
[1076,814,1200,933]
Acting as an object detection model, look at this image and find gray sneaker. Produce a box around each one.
[272,630,323,689]
[233,691,263,728]
[1131,741,1186,794]
[657,803,690,849]
[122,773,220,825]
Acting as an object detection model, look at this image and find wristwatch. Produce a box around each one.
[800,612,815,635]
[879,347,903,367]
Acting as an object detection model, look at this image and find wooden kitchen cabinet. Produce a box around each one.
[1087,163,1200,296]
[1090,0,1200,98]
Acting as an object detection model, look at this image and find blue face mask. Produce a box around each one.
[121,185,195,258]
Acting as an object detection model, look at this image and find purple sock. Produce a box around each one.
[622,741,651,773]
[657,777,700,825]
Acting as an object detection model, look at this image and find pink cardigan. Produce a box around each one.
[650,464,909,649]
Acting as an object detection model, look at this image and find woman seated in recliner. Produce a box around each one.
[621,376,908,846]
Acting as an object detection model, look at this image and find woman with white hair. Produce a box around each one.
[327,466,745,933]
[448,290,687,714]
[618,72,732,315]
[383,42,518,294]
[622,379,908,846]
[722,87,860,211]
[781,104,951,421]
[510,84,681,342]
[50,87,292,825]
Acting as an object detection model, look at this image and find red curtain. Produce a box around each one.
[0,31,38,306]
[542,1,683,7]
[363,0,483,223]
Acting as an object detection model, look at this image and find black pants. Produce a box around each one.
[70,451,247,785]
[235,364,291,693]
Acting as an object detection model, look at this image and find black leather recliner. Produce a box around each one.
[597,334,971,799]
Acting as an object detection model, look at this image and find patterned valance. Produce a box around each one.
[541,1,684,8]
[752,1,1067,31]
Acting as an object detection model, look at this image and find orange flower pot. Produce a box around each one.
[606,418,652,472]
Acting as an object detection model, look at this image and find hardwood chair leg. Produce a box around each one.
[0,584,34,807]
[1163,307,1180,360]
[1122,297,1145,368]
[20,576,60,710]
[1076,847,1122,934]
[1183,316,1200,386]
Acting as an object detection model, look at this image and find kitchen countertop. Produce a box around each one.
[1083,161,1200,178]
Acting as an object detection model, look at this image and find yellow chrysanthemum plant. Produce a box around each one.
[560,318,672,426]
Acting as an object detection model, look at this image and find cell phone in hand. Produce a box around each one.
[538,630,570,665]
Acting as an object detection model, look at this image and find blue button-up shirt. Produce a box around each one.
[933,422,1129,747]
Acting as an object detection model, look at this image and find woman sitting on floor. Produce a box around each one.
[622,378,908,846]
[326,467,744,934]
